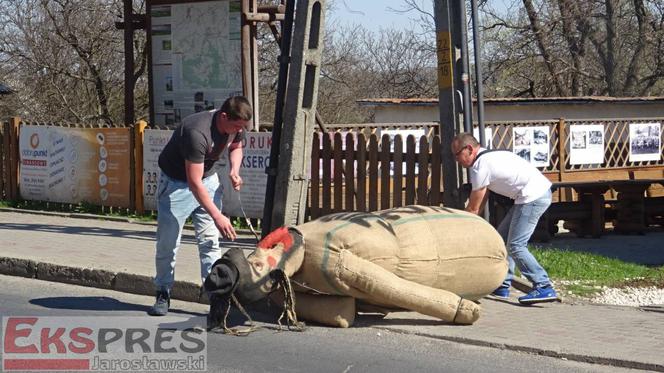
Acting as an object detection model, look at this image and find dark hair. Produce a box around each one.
[220,96,253,121]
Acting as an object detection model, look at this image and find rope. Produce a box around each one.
[289,278,330,295]
[275,271,306,332]
[236,192,260,242]
[452,297,463,324]
[214,294,261,336]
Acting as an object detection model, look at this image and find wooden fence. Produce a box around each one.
[309,131,442,219]
[307,118,664,218]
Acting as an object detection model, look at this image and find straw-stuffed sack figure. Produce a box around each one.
[205,205,508,329]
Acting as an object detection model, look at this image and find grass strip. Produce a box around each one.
[531,246,664,296]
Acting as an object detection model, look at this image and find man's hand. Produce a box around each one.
[466,187,488,215]
[214,214,237,241]
[229,172,243,191]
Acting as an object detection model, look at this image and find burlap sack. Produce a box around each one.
[293,205,507,299]
[240,205,507,327]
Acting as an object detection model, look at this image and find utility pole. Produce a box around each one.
[262,0,326,233]
[115,0,146,126]
[434,0,465,209]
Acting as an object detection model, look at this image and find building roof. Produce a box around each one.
[0,83,13,95]
[357,96,664,107]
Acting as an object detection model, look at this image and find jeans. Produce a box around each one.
[496,189,552,289]
[154,172,224,292]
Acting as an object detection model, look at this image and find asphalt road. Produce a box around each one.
[0,275,640,373]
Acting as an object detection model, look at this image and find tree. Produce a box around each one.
[256,3,438,126]
[0,0,147,125]
[399,0,664,98]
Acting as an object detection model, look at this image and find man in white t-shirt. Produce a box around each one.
[451,133,558,304]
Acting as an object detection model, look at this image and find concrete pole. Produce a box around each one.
[269,0,326,230]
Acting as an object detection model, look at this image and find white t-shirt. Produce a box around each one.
[470,148,552,204]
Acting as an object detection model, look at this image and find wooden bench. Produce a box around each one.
[630,170,664,227]
[550,181,611,238]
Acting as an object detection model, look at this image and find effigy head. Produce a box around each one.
[204,226,304,304]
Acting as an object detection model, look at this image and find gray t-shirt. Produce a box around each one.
[158,110,244,182]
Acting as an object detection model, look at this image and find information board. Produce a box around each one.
[149,0,242,126]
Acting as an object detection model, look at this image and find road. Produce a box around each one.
[0,275,640,373]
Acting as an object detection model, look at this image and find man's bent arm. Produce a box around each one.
[228,142,243,177]
[466,187,488,215]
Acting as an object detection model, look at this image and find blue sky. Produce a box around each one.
[329,0,433,32]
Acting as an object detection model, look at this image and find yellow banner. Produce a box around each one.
[436,31,453,89]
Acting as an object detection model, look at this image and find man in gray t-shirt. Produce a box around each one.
[452,133,558,305]
[149,96,252,317]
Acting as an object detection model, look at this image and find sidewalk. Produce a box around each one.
[1,210,663,371]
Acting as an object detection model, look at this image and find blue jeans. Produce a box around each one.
[496,189,552,289]
[154,172,224,292]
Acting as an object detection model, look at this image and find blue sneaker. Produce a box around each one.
[518,285,558,304]
[490,286,510,299]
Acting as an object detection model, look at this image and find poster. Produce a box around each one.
[142,129,174,210]
[512,126,550,167]
[149,0,243,126]
[569,124,604,165]
[380,128,426,174]
[19,126,131,206]
[629,122,661,162]
[218,132,272,218]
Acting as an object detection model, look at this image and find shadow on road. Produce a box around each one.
[29,296,202,317]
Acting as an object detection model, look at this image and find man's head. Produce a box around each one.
[451,133,480,168]
[217,96,253,133]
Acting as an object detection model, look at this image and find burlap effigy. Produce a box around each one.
[279,205,507,326]
[222,205,505,328]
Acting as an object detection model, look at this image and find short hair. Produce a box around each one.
[221,96,253,121]
[453,132,480,148]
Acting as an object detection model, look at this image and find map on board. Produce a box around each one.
[172,2,240,90]
[150,1,242,125]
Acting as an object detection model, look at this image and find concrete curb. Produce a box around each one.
[0,256,205,304]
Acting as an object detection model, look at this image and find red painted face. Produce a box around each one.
[257,227,294,252]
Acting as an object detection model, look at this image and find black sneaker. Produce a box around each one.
[148,291,170,316]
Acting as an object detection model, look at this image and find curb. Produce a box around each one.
[0,256,208,304]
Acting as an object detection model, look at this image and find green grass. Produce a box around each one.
[531,246,664,296]
[1,199,157,222]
